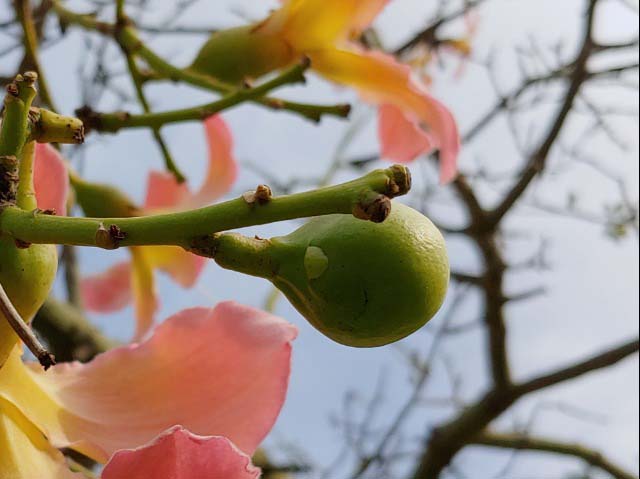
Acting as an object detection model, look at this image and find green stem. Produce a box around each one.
[16,141,37,210]
[84,61,310,132]
[0,73,38,206]
[0,73,37,157]
[202,233,276,279]
[123,42,185,182]
[28,108,85,144]
[50,0,351,123]
[0,165,410,250]
[115,0,125,21]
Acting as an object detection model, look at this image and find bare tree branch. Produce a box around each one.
[411,336,638,479]
[515,338,639,396]
[469,432,638,479]
[486,0,601,228]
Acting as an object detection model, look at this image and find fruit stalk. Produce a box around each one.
[191,233,277,279]
[16,141,37,211]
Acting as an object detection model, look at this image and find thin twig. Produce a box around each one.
[470,432,638,479]
[0,282,55,369]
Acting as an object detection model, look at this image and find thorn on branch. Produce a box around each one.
[242,185,273,205]
[94,223,127,249]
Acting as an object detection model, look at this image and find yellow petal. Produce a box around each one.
[262,0,389,51]
[143,246,206,288]
[0,397,81,479]
[131,247,158,340]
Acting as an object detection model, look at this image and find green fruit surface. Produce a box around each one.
[271,203,450,347]
[190,26,294,84]
[0,237,57,364]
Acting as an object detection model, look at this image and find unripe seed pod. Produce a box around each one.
[190,26,294,84]
[213,203,449,347]
[70,174,140,218]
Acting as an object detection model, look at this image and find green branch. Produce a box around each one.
[28,107,85,144]
[115,5,184,182]
[80,61,311,133]
[0,72,37,157]
[16,141,37,210]
[1,73,37,206]
[0,165,411,251]
[51,0,351,123]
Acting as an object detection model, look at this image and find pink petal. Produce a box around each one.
[102,427,260,479]
[34,143,70,215]
[81,261,132,312]
[144,171,190,211]
[143,116,237,212]
[310,47,460,183]
[187,115,238,208]
[0,302,297,463]
[378,104,434,163]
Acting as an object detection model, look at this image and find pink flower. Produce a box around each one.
[0,302,297,478]
[80,115,238,339]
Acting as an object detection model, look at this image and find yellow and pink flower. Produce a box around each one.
[192,0,460,182]
[1,303,297,479]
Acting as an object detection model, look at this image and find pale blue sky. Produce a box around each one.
[2,1,637,477]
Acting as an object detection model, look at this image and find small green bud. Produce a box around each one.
[190,26,294,84]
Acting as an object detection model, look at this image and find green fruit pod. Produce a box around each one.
[213,203,450,347]
[190,26,293,84]
[0,238,57,365]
